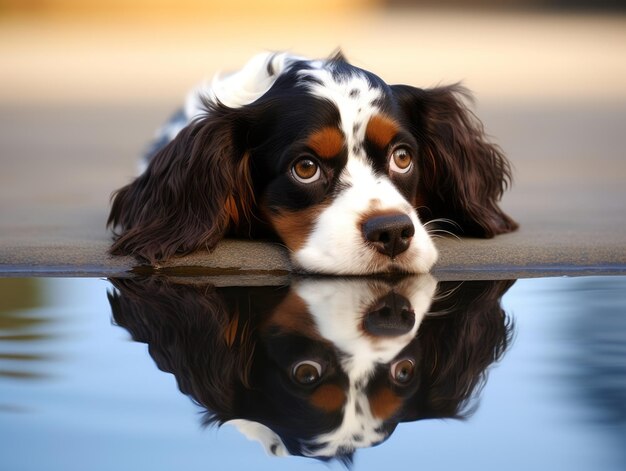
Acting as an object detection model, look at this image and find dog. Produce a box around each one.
[109,275,514,462]
[108,51,517,274]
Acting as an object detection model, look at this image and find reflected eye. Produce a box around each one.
[292,360,323,385]
[292,158,321,183]
[389,147,413,174]
[390,358,415,385]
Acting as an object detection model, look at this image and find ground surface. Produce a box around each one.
[1,10,625,280]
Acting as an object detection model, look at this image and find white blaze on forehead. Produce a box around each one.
[299,67,382,158]
[343,158,414,212]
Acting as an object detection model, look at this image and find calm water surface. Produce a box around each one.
[1,276,625,470]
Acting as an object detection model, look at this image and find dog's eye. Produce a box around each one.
[390,358,415,385]
[389,147,413,174]
[292,158,321,183]
[292,360,323,385]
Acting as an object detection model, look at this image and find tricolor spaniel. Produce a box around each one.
[108,276,514,462]
[108,52,517,274]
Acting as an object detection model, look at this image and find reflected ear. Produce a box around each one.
[107,278,255,422]
[107,106,254,263]
[392,84,518,237]
[403,280,515,421]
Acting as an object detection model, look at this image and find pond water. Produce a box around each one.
[1,275,625,470]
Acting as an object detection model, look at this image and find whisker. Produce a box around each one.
[425,307,456,317]
[432,282,465,302]
[427,228,462,241]
[423,218,462,230]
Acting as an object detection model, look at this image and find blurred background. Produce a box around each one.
[1,0,625,106]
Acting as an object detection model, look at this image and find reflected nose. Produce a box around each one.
[362,213,415,258]
[363,291,415,337]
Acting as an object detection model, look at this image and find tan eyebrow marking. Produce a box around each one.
[369,387,402,419]
[365,114,400,149]
[306,127,345,159]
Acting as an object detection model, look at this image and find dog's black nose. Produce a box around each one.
[362,213,414,258]
[363,291,415,337]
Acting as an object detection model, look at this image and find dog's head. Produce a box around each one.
[109,275,514,462]
[108,52,517,274]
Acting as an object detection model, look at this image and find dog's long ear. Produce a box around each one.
[107,278,255,421]
[107,106,254,263]
[392,84,518,237]
[403,280,515,421]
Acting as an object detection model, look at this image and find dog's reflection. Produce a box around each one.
[109,276,513,462]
